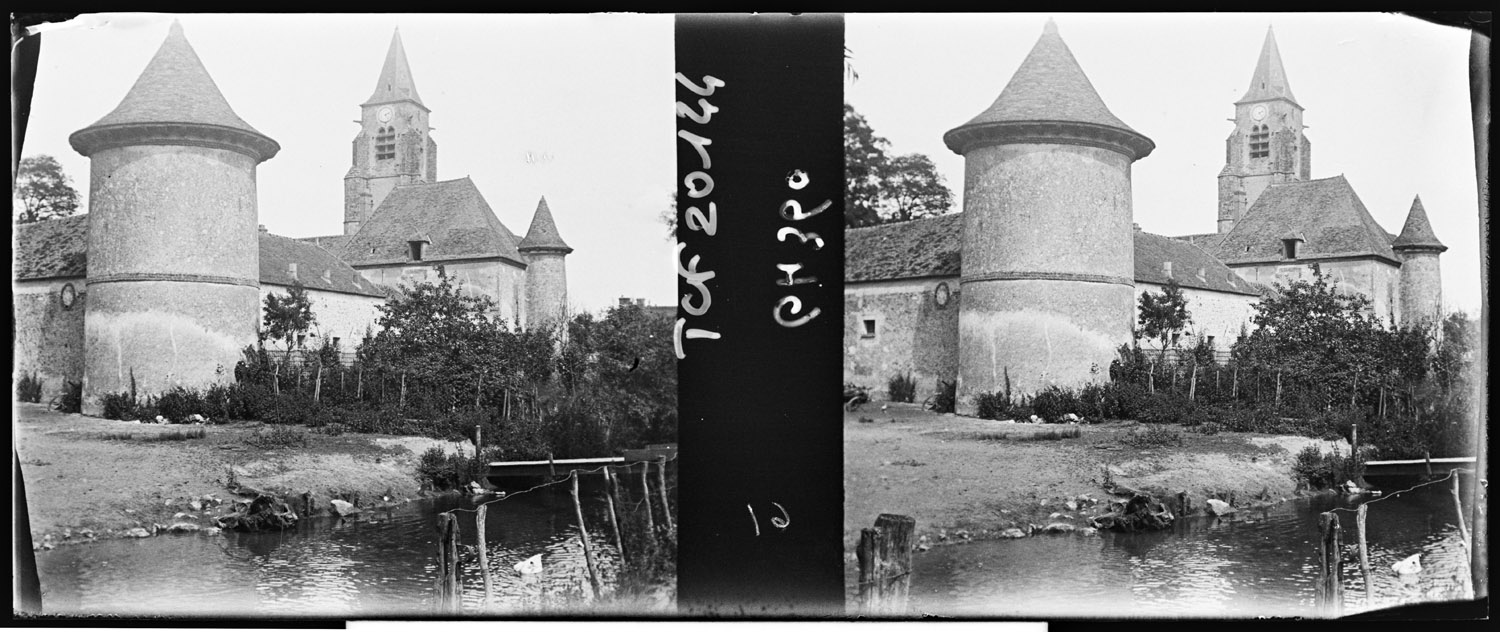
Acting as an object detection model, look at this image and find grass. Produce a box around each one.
[97,427,208,442]
[954,427,1083,442]
[244,425,309,450]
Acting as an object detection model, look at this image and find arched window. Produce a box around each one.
[375,126,396,161]
[1249,124,1270,159]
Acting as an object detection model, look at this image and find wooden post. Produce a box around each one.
[1275,371,1283,409]
[1356,503,1373,608]
[655,456,674,532]
[1316,511,1343,618]
[1425,451,1433,478]
[313,361,323,404]
[1148,361,1154,394]
[399,372,407,409]
[1177,491,1190,518]
[302,491,313,518]
[640,460,656,534]
[356,366,363,400]
[548,453,557,481]
[603,467,626,563]
[856,513,916,615]
[1232,366,1239,400]
[570,471,602,601]
[1451,473,1470,551]
[1189,365,1199,402]
[435,511,461,614]
[476,504,493,611]
[273,363,281,396]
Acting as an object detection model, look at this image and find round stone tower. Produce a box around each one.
[69,22,279,415]
[1392,195,1446,329]
[942,20,1154,414]
[518,197,573,331]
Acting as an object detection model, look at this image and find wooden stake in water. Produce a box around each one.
[1452,473,1470,551]
[602,466,626,563]
[640,460,656,534]
[570,471,602,601]
[656,455,674,532]
[1356,503,1373,608]
[435,511,462,614]
[1317,511,1343,618]
[857,513,916,615]
[476,504,494,612]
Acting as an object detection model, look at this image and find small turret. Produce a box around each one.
[519,197,573,330]
[1393,195,1446,327]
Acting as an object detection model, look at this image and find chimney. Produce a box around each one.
[258,224,268,234]
[322,269,332,283]
[1132,223,1141,232]
[636,298,646,307]
[619,297,631,307]
[1162,261,1172,278]
[288,262,299,280]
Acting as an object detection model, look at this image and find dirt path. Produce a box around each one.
[13,402,472,547]
[844,403,1335,550]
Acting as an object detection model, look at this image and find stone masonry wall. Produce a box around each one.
[844,278,960,402]
[13,279,87,402]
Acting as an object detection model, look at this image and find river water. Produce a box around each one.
[35,491,671,617]
[894,482,1475,618]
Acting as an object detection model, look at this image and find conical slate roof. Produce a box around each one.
[1237,27,1299,106]
[69,21,278,161]
[517,197,573,254]
[363,29,426,108]
[1392,195,1447,251]
[943,20,1153,159]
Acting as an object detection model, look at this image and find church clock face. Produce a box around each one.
[377,106,394,123]
[1251,104,1267,121]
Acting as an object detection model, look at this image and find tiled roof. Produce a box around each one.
[1391,195,1447,251]
[517,197,573,253]
[844,213,1258,296]
[845,213,963,283]
[363,29,425,108]
[13,215,88,280]
[1237,27,1299,106]
[299,234,353,253]
[1135,231,1259,295]
[13,216,383,298]
[337,177,523,266]
[1174,232,1226,252]
[71,21,273,145]
[1213,176,1398,265]
[951,20,1138,135]
[259,233,386,297]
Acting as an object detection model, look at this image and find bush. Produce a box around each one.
[887,372,916,403]
[974,391,1008,420]
[1122,425,1184,449]
[17,372,43,403]
[927,379,956,414]
[1136,391,1194,425]
[416,446,487,492]
[1031,385,1082,422]
[155,386,210,423]
[101,391,140,420]
[52,381,82,414]
[1292,445,1359,490]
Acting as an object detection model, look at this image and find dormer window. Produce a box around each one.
[409,240,426,261]
[1249,125,1270,159]
[375,126,396,161]
[1282,238,1299,260]
[287,262,299,280]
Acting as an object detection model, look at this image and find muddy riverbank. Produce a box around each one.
[14,402,472,549]
[843,403,1339,551]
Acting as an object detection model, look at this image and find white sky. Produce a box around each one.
[20,13,677,315]
[846,12,1483,315]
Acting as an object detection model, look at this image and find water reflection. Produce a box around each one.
[902,486,1471,618]
[36,492,652,617]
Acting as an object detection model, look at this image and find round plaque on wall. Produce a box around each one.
[60,283,77,310]
[934,282,951,309]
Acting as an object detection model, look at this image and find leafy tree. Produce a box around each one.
[1137,279,1192,365]
[14,155,81,224]
[552,303,678,456]
[844,104,890,228]
[262,284,317,363]
[658,192,677,241]
[882,153,954,223]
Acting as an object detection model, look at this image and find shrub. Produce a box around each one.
[155,386,209,423]
[974,391,1008,420]
[1097,381,1148,421]
[1122,425,1183,449]
[245,425,308,450]
[1031,385,1082,422]
[1291,445,1358,490]
[416,446,487,491]
[927,379,956,414]
[17,372,43,403]
[1136,391,1194,425]
[887,372,916,403]
[1194,421,1223,436]
[52,381,82,414]
[101,391,139,420]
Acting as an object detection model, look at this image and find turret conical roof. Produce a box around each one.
[1237,27,1299,106]
[518,197,573,254]
[363,29,426,108]
[69,21,279,161]
[1392,195,1447,252]
[943,19,1153,160]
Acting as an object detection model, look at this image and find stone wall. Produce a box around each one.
[844,278,960,401]
[1135,282,1259,348]
[357,258,528,328]
[260,285,384,351]
[1230,258,1401,325]
[13,279,87,402]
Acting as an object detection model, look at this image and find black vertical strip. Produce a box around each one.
[674,13,845,617]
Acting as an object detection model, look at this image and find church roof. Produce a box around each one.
[363,29,426,109]
[844,213,1258,296]
[259,233,387,297]
[944,20,1152,159]
[69,21,279,161]
[12,215,384,297]
[1237,27,1299,106]
[1391,195,1447,251]
[337,177,523,267]
[517,197,573,253]
[1214,176,1398,265]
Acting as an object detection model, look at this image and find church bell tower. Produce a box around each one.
[1217,27,1310,234]
[344,29,438,235]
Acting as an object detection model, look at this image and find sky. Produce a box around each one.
[845,12,1483,315]
[19,13,677,315]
